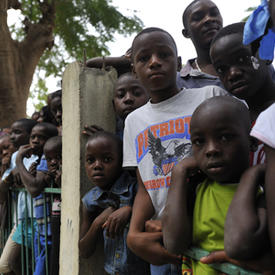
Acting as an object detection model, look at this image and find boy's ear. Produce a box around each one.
[182,28,191,38]
[249,136,259,152]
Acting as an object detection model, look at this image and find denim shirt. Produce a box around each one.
[82,171,149,275]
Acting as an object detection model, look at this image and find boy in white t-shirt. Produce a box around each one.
[123,27,227,275]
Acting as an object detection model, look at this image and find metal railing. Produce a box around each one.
[184,247,261,275]
[0,187,263,275]
[0,187,61,275]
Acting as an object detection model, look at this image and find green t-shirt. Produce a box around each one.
[191,179,238,275]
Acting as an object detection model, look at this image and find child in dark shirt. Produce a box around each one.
[79,131,149,275]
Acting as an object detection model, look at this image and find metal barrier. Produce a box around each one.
[0,187,263,275]
[0,187,61,275]
[184,247,261,275]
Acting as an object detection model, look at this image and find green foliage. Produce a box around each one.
[29,76,49,111]
[11,0,144,111]
[243,6,257,22]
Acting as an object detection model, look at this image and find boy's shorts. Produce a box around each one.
[12,219,37,248]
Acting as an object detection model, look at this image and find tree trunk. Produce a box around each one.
[0,0,55,127]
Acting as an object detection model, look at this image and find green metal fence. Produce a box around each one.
[184,247,261,275]
[0,187,263,275]
[0,187,61,275]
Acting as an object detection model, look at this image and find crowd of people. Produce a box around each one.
[0,0,275,274]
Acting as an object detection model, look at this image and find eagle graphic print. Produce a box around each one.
[135,115,192,192]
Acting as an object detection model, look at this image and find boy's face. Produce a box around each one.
[113,75,148,120]
[85,137,121,190]
[0,136,15,161]
[10,122,30,149]
[29,126,49,156]
[44,146,61,175]
[190,104,250,183]
[184,0,222,49]
[132,31,178,98]
[210,33,267,100]
[50,96,62,126]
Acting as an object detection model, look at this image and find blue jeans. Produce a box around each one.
[150,263,181,275]
[34,232,52,275]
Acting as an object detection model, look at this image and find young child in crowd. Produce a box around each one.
[15,122,58,275]
[210,22,275,122]
[49,90,62,135]
[178,0,224,89]
[44,136,62,275]
[210,22,275,165]
[162,96,254,274]
[0,134,15,177]
[113,72,149,138]
[0,118,37,275]
[123,27,227,275]
[83,72,149,139]
[79,131,149,275]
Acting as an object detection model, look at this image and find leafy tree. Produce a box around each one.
[1,0,143,126]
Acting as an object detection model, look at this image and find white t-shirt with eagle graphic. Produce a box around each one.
[123,86,228,219]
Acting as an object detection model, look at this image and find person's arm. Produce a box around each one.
[224,164,267,260]
[200,250,275,274]
[15,145,46,197]
[86,56,131,75]
[162,157,197,255]
[265,145,275,256]
[126,168,181,265]
[102,205,132,239]
[0,172,13,203]
[79,204,114,258]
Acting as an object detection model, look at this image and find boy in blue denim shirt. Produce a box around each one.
[79,131,149,275]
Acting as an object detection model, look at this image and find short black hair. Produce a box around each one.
[39,105,54,123]
[49,89,62,100]
[44,136,62,154]
[15,118,38,134]
[191,96,251,133]
[211,22,245,49]
[86,131,123,160]
[131,27,177,60]
[182,0,201,29]
[33,122,58,138]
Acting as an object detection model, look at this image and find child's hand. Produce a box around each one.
[29,161,38,176]
[55,169,62,187]
[17,144,33,159]
[132,231,182,265]
[11,168,22,187]
[82,125,104,137]
[102,206,132,238]
[145,219,162,232]
[173,156,200,179]
[94,206,115,228]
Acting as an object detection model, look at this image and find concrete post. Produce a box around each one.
[60,61,117,275]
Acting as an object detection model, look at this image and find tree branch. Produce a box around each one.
[7,0,21,10]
